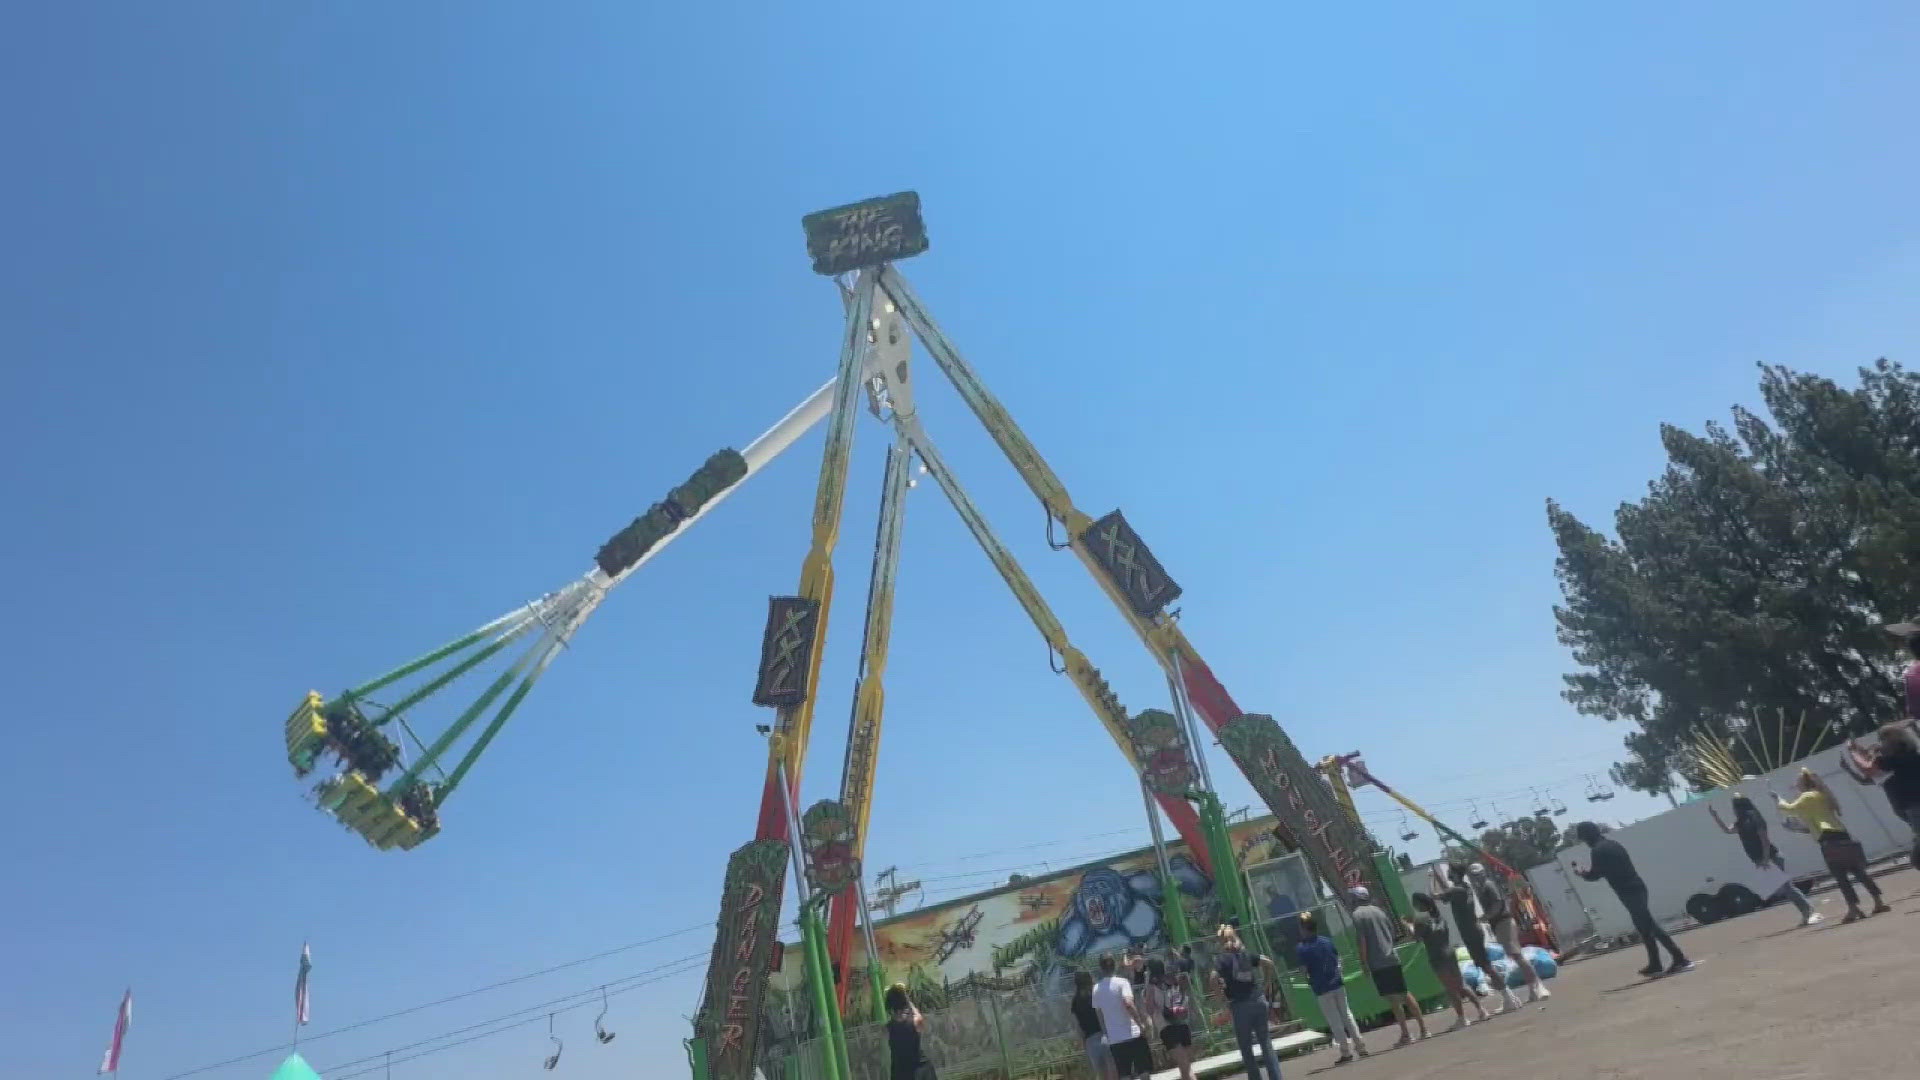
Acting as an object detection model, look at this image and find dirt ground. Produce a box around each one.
[1266,865,1920,1080]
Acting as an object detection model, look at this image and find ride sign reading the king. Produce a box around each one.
[801,192,929,276]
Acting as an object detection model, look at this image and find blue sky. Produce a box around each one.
[6,3,1920,1077]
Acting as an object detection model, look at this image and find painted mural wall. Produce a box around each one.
[771,816,1292,999]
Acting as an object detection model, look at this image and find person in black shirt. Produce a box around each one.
[1843,722,1920,871]
[1572,822,1691,977]
[1432,862,1521,1014]
[1069,971,1117,1080]
[1142,958,1196,1080]
[1409,891,1487,1029]
[1174,944,1195,979]
[1706,794,1819,926]
[884,984,935,1080]
[1126,948,1149,992]
[1208,924,1282,1080]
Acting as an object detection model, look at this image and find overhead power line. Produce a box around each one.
[318,952,708,1079]
[157,921,713,1080]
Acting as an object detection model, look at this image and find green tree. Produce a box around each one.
[1548,361,1920,792]
[1443,815,1567,872]
[1558,821,1606,849]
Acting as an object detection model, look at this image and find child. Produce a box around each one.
[1409,891,1487,1029]
[1296,911,1368,1063]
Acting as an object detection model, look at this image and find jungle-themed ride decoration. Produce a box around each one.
[1126,708,1199,798]
[692,839,790,1080]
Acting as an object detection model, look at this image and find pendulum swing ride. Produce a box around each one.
[281,384,842,851]
[283,193,1397,1080]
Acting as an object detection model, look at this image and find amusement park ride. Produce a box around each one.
[283,193,1417,1080]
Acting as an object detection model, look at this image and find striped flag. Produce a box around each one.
[98,989,131,1074]
[295,944,312,1026]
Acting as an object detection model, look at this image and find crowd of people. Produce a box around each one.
[876,625,1920,1080]
[1059,867,1559,1079]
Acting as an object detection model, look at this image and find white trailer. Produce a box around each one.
[1525,743,1912,943]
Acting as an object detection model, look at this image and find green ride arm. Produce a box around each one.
[345,606,536,701]
[437,644,555,799]
[389,648,535,792]
[361,620,536,729]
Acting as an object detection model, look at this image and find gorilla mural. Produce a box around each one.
[1053,856,1210,958]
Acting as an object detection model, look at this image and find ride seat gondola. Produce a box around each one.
[286,692,328,776]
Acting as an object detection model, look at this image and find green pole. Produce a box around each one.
[812,905,852,1080]
[436,657,549,797]
[801,904,847,1080]
[390,637,543,792]
[1195,791,1263,955]
[818,913,852,1080]
[1142,778,1191,950]
[362,628,527,730]
[868,959,888,1025]
[799,908,840,1080]
[346,611,526,700]
[1161,862,1192,950]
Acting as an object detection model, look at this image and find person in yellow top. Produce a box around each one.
[1773,769,1888,923]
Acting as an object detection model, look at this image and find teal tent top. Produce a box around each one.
[270,1052,321,1080]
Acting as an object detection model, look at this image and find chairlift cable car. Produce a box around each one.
[544,1013,562,1071]
[1397,811,1418,843]
[1468,801,1488,831]
[1530,788,1551,818]
[594,986,616,1045]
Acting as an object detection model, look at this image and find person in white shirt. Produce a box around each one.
[1090,955,1154,1080]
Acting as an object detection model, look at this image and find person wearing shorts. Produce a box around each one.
[1410,890,1486,1029]
[1144,958,1195,1080]
[1350,887,1428,1045]
[1467,863,1549,1002]
[1437,862,1522,1013]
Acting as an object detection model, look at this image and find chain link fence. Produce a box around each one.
[773,953,1308,1080]
[780,983,1084,1080]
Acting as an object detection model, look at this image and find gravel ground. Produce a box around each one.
[1256,865,1920,1080]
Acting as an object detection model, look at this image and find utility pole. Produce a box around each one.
[868,866,920,919]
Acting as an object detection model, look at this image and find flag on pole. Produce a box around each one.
[98,989,131,1074]
[295,944,312,1026]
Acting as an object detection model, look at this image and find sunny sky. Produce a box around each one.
[7,3,1920,1078]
